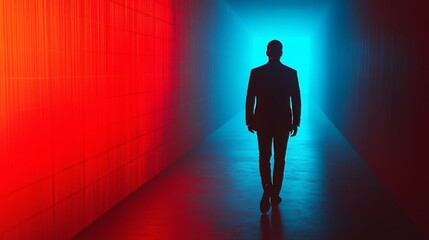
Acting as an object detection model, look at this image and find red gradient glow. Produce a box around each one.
[1,0,252,238]
[0,1,178,238]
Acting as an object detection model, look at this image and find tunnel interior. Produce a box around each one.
[1,0,428,238]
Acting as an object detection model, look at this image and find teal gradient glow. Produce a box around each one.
[250,35,315,120]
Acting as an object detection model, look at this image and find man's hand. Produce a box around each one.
[290,125,298,137]
[247,125,255,133]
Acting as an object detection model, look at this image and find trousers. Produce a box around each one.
[257,132,289,196]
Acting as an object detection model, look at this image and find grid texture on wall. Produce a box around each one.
[0,0,176,238]
[0,0,251,239]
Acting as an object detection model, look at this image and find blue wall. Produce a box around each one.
[174,0,253,150]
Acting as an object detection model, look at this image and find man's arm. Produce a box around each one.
[246,70,256,133]
[291,70,301,136]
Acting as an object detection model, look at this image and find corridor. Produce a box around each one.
[1,0,429,239]
[73,106,423,239]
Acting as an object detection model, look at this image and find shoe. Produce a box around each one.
[260,189,271,213]
[271,195,282,205]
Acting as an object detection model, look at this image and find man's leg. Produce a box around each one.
[257,132,272,213]
[257,132,272,189]
[272,134,289,204]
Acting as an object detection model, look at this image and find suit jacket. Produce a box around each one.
[246,60,301,135]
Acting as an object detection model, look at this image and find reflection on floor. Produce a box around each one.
[73,106,423,239]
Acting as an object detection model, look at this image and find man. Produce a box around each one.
[246,40,301,213]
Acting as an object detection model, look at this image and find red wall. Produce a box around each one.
[317,0,429,236]
[0,0,250,239]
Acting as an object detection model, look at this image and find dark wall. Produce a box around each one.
[317,0,429,236]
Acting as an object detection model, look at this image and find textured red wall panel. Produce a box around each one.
[1,0,251,238]
[0,0,175,238]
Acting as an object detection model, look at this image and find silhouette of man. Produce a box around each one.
[246,40,301,213]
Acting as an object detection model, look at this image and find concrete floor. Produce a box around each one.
[73,106,423,239]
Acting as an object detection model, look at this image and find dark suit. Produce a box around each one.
[246,59,301,196]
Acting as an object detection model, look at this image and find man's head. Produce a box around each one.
[266,40,283,60]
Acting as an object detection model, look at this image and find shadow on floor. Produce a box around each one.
[73,105,423,240]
